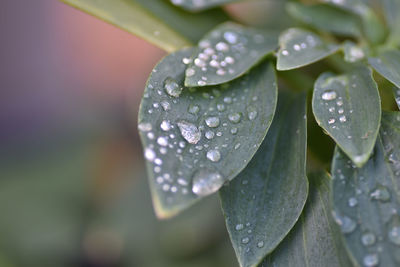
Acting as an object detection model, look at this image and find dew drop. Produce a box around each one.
[332,211,357,233]
[188,104,200,114]
[241,237,250,244]
[177,120,201,144]
[363,254,379,267]
[217,103,225,111]
[231,127,238,135]
[186,68,195,77]
[205,116,220,128]
[192,169,224,196]
[161,101,171,111]
[235,224,244,231]
[257,241,264,248]
[224,31,238,44]
[228,113,242,123]
[157,136,168,147]
[321,90,337,101]
[205,131,215,140]
[388,226,400,245]
[370,185,391,202]
[361,232,376,246]
[144,148,156,161]
[247,106,258,120]
[215,41,229,52]
[339,115,347,122]
[206,149,221,162]
[164,77,183,97]
[160,120,172,131]
[348,197,358,207]
[138,122,152,132]
[328,118,335,124]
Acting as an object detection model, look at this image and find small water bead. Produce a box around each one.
[154,158,163,165]
[257,241,264,248]
[210,59,219,68]
[138,122,152,132]
[225,56,235,64]
[224,31,238,44]
[207,149,221,162]
[164,77,183,97]
[329,107,335,113]
[144,148,156,161]
[216,69,226,76]
[162,184,170,191]
[336,100,343,106]
[247,106,258,120]
[321,90,337,101]
[171,186,178,193]
[177,120,201,144]
[224,97,232,104]
[205,116,220,128]
[235,224,244,231]
[228,113,241,123]
[363,254,379,267]
[215,41,229,52]
[147,132,155,139]
[188,104,200,114]
[339,115,347,123]
[361,232,376,246]
[338,108,344,114]
[293,44,301,51]
[192,169,224,196]
[198,80,206,86]
[231,127,238,135]
[160,120,172,131]
[182,57,191,64]
[388,226,400,245]
[328,118,336,124]
[282,50,289,56]
[217,103,225,111]
[332,211,357,233]
[186,67,195,77]
[161,101,171,111]
[205,131,215,140]
[348,197,358,207]
[370,185,391,202]
[241,237,250,244]
[157,137,168,146]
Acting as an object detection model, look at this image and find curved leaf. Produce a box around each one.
[219,92,308,267]
[369,50,400,88]
[138,48,277,218]
[184,22,278,87]
[277,28,339,71]
[170,0,240,11]
[383,0,400,45]
[261,172,353,267]
[60,0,229,52]
[331,111,400,267]
[312,66,381,167]
[287,2,362,37]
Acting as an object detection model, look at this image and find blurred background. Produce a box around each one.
[0,1,288,266]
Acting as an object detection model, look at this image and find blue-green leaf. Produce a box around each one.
[312,66,381,167]
[219,92,308,267]
[138,48,277,218]
[287,2,362,37]
[277,28,339,71]
[261,172,353,267]
[369,50,400,88]
[331,111,400,267]
[60,0,229,52]
[184,22,278,87]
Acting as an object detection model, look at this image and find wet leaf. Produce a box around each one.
[261,172,353,267]
[277,28,339,71]
[331,111,400,267]
[60,0,229,52]
[219,92,308,267]
[312,66,381,167]
[170,0,240,11]
[369,50,400,88]
[184,22,278,87]
[343,41,366,63]
[322,0,386,44]
[138,48,277,218]
[287,2,362,37]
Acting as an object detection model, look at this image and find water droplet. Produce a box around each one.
[160,120,172,131]
[348,197,358,207]
[144,148,156,161]
[223,97,232,104]
[138,122,152,132]
[332,211,357,233]
[363,254,379,267]
[328,118,335,124]
[186,68,195,77]
[188,104,200,114]
[282,50,289,56]
[177,120,201,144]
[205,116,220,128]
[247,106,258,120]
[161,101,171,111]
[224,31,238,44]
[370,185,391,202]
[231,127,238,135]
[235,224,244,231]
[225,56,235,64]
[241,237,250,244]
[388,226,400,245]
[205,131,215,140]
[228,113,241,123]
[192,169,224,196]
[257,241,264,248]
[321,90,337,100]
[234,143,241,150]
[217,103,225,111]
[215,41,229,52]
[361,232,376,246]
[157,136,168,147]
[164,77,183,97]
[198,80,206,86]
[154,158,163,165]
[206,149,221,162]
[336,100,343,106]
[339,115,347,122]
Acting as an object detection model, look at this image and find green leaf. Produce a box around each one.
[184,22,278,87]
[138,48,277,218]
[277,28,339,71]
[60,0,229,52]
[343,41,366,63]
[383,0,400,46]
[331,111,400,267]
[312,66,381,167]
[219,92,308,267]
[393,86,400,110]
[170,0,240,11]
[369,50,400,88]
[287,2,362,37]
[321,0,386,44]
[260,172,353,267]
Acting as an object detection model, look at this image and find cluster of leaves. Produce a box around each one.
[61,0,400,266]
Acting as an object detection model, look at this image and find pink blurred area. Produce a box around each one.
[0,0,165,157]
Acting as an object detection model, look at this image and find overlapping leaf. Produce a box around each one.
[369,50,400,88]
[287,2,362,37]
[312,66,381,167]
[261,172,352,267]
[383,0,400,45]
[184,22,278,87]
[277,28,339,71]
[138,48,277,218]
[170,0,240,11]
[219,92,308,267]
[331,111,400,267]
[60,0,228,52]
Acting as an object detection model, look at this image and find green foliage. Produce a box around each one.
[61,0,400,266]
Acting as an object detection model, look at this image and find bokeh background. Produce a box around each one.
[0,1,288,266]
